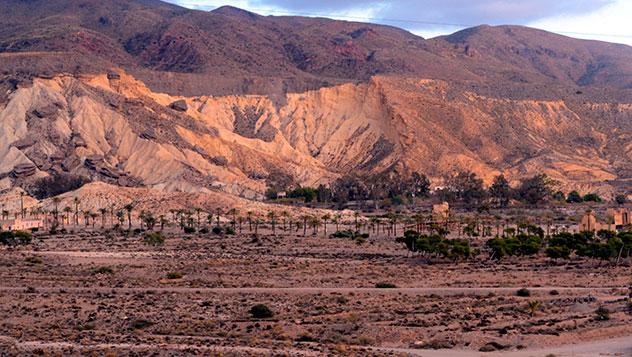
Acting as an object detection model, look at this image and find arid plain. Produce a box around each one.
[1,226,631,356]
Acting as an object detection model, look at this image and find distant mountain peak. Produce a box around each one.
[211,5,260,19]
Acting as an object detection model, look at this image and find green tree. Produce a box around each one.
[124,203,134,231]
[489,174,512,208]
[583,193,602,202]
[516,174,555,206]
[566,190,583,203]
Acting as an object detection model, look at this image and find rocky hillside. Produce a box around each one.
[1,0,632,199]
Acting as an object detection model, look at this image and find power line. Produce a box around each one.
[243,7,632,40]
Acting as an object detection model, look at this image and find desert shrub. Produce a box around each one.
[212,226,223,235]
[375,282,397,288]
[199,227,209,234]
[516,288,531,297]
[487,235,542,259]
[92,266,114,275]
[25,256,42,264]
[250,304,274,319]
[566,190,583,203]
[130,319,152,329]
[29,173,90,199]
[224,226,235,235]
[166,272,183,279]
[546,246,570,260]
[595,306,610,321]
[183,226,196,234]
[583,193,602,202]
[397,230,472,260]
[330,230,355,239]
[549,289,560,296]
[143,232,165,246]
[0,231,32,246]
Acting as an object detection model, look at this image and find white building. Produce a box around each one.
[0,218,43,231]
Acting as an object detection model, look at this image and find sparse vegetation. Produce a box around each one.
[250,304,274,319]
[516,288,531,297]
[143,232,165,246]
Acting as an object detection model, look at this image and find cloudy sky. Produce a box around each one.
[165,0,632,45]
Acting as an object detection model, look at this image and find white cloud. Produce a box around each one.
[529,0,632,46]
[165,0,632,45]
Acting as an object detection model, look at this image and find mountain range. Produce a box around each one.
[1,0,632,200]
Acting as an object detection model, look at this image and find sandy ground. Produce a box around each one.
[0,229,630,356]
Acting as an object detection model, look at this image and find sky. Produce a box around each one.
[165,0,632,46]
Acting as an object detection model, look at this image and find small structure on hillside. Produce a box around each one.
[579,208,631,232]
[432,202,450,221]
[0,218,43,231]
[606,208,631,230]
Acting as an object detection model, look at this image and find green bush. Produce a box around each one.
[250,304,274,319]
[143,232,165,246]
[0,230,32,246]
[212,226,223,235]
[516,288,531,297]
[92,266,114,275]
[166,272,183,279]
[224,226,235,235]
[397,230,472,260]
[199,227,209,234]
[546,245,570,260]
[25,256,42,265]
[375,282,397,288]
[595,306,610,321]
[183,226,196,234]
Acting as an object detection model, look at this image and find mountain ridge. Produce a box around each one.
[1,0,632,199]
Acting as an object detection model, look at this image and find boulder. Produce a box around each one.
[98,167,120,179]
[84,155,105,170]
[12,137,37,150]
[140,130,157,140]
[211,156,228,166]
[169,99,188,112]
[107,71,121,80]
[62,156,81,172]
[72,135,87,148]
[11,163,37,178]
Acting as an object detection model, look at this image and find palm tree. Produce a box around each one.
[90,212,98,228]
[116,210,125,227]
[254,216,261,236]
[267,211,277,235]
[281,210,289,235]
[333,214,341,232]
[73,197,80,226]
[206,212,213,228]
[301,215,309,237]
[52,197,61,224]
[228,208,238,229]
[321,213,331,235]
[99,208,107,228]
[19,192,25,219]
[237,216,244,233]
[215,208,222,227]
[247,211,253,232]
[159,215,167,231]
[354,211,360,231]
[63,206,72,226]
[309,216,321,236]
[83,210,91,226]
[195,208,202,228]
[124,203,134,231]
